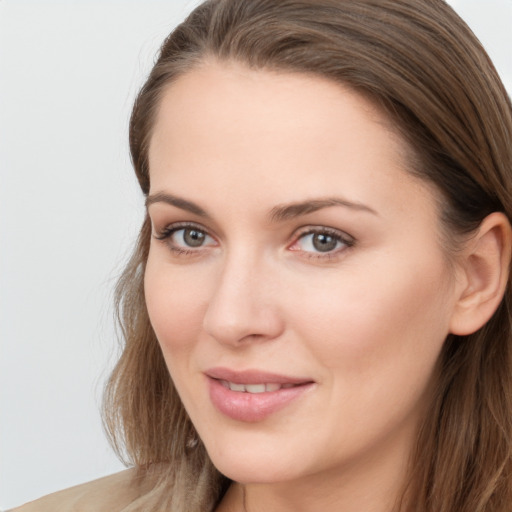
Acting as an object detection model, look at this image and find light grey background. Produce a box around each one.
[0,0,511,509]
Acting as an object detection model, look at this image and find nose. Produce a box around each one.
[202,252,285,347]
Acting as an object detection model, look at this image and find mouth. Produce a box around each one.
[218,381,299,393]
[205,367,315,422]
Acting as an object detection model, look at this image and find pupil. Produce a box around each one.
[184,229,205,247]
[312,233,337,252]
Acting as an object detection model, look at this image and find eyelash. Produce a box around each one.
[154,222,216,257]
[153,222,355,260]
[289,227,355,260]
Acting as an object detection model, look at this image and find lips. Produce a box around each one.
[206,367,312,385]
[205,367,314,422]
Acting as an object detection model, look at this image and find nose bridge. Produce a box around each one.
[202,246,283,346]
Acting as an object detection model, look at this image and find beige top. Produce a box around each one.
[10,469,145,512]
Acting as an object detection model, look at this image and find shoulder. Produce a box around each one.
[10,468,148,512]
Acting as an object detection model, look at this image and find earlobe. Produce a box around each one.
[449,212,512,336]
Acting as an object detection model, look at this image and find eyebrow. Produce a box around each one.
[269,197,378,222]
[146,192,377,221]
[146,192,209,217]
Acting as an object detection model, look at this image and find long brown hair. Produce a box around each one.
[103,1,512,510]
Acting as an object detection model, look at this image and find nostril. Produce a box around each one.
[201,260,285,345]
[202,301,284,346]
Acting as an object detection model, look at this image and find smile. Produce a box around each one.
[205,368,315,422]
[219,381,298,393]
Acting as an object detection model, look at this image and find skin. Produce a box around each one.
[144,62,475,512]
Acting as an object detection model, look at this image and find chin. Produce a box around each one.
[213,460,298,485]
[204,438,304,484]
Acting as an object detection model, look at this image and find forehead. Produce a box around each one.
[148,61,437,223]
[150,62,397,160]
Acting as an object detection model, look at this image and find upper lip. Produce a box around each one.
[205,367,314,385]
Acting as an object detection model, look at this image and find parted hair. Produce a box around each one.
[103,1,512,511]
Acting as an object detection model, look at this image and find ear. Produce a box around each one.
[450,212,512,336]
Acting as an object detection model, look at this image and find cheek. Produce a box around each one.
[279,255,454,461]
[291,253,453,392]
[144,255,209,358]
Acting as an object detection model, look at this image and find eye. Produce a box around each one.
[289,227,354,256]
[174,227,209,248]
[154,223,217,254]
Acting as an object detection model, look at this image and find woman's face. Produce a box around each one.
[145,62,462,485]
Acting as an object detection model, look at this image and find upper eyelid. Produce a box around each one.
[292,225,354,242]
[296,225,347,235]
[153,221,214,237]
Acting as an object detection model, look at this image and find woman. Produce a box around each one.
[14,0,512,511]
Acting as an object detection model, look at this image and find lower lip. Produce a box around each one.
[208,378,314,422]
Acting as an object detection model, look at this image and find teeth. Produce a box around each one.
[245,384,266,393]
[229,382,246,392]
[223,381,295,393]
